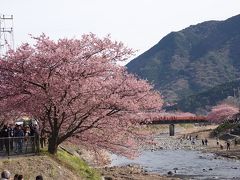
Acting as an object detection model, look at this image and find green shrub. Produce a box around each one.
[211,122,235,137]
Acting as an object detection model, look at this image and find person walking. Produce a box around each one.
[191,138,195,145]
[220,144,223,150]
[195,135,198,140]
[216,138,219,146]
[204,138,208,146]
[226,141,230,150]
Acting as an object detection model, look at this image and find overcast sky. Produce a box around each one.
[1,0,240,63]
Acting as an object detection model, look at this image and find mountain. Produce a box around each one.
[166,79,240,114]
[126,14,240,103]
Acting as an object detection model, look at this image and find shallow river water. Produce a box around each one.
[111,149,240,179]
[110,132,240,180]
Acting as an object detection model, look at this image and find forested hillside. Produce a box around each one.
[127,14,240,103]
[165,79,240,114]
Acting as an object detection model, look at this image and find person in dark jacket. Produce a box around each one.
[226,141,230,150]
[204,138,208,146]
[0,125,4,151]
[1,124,9,154]
[8,123,15,152]
[14,125,24,153]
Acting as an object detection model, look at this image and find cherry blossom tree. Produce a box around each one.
[0,34,163,155]
[207,103,239,123]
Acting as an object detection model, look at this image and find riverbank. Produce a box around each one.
[100,124,240,180]
[0,149,101,180]
[61,144,179,179]
[97,125,214,180]
[101,165,180,180]
[186,126,240,160]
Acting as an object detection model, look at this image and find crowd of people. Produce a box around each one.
[0,122,40,155]
[180,134,200,145]
[1,169,43,180]
[217,139,234,150]
[180,133,239,151]
[214,137,239,150]
[0,123,46,179]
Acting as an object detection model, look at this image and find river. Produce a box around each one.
[110,132,240,179]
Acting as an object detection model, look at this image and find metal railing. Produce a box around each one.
[0,136,40,157]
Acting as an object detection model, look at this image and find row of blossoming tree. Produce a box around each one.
[207,103,239,123]
[0,34,163,156]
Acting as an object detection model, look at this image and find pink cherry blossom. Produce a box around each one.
[0,34,163,156]
[207,103,239,123]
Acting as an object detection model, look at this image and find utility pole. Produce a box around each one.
[0,14,14,57]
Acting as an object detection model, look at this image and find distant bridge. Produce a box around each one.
[149,116,208,124]
[143,116,209,136]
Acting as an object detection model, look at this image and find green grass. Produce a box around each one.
[39,147,101,179]
[55,149,101,180]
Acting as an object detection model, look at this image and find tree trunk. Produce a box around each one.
[48,135,58,154]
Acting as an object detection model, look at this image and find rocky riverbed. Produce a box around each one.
[71,124,240,180]
[101,125,240,180]
[101,164,180,180]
